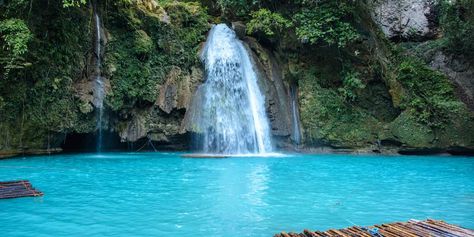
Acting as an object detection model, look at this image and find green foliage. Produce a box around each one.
[28,75,81,130]
[0,19,32,57]
[0,0,96,150]
[62,0,86,7]
[298,67,379,147]
[133,30,154,56]
[0,18,32,75]
[338,68,365,102]
[105,1,209,110]
[62,0,133,8]
[216,0,260,16]
[396,57,464,128]
[246,9,292,38]
[293,1,359,47]
[0,0,29,17]
[439,0,474,60]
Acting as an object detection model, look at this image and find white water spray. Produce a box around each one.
[191,24,273,154]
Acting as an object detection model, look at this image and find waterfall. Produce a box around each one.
[290,84,301,145]
[93,10,105,152]
[191,24,273,155]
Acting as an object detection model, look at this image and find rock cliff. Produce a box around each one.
[1,0,473,156]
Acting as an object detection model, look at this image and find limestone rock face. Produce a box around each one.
[232,21,247,39]
[74,78,112,112]
[372,0,438,40]
[117,107,187,149]
[156,66,203,114]
[118,66,203,144]
[429,52,474,111]
[119,110,148,142]
[244,37,293,139]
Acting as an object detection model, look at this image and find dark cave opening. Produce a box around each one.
[61,131,128,152]
[61,132,190,153]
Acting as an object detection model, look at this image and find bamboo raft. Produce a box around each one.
[0,180,43,199]
[275,219,474,237]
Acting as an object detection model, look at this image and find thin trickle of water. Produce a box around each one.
[191,24,273,154]
[290,84,301,145]
[93,11,104,152]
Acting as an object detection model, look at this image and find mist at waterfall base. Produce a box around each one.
[188,24,274,155]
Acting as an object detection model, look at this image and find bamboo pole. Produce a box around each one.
[275,220,474,237]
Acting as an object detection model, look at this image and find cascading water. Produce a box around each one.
[191,24,273,155]
[93,10,105,152]
[290,84,301,145]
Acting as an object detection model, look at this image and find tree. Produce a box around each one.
[246,9,292,38]
[293,1,359,48]
[0,18,32,75]
[62,0,87,7]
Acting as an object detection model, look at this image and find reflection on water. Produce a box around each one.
[246,164,269,207]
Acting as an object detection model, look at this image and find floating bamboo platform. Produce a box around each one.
[0,180,43,199]
[275,219,474,237]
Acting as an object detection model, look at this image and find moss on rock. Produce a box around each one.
[299,67,381,148]
[388,110,434,148]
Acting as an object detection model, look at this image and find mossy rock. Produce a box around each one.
[299,69,381,148]
[435,110,474,148]
[388,110,434,148]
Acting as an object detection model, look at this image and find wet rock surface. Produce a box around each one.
[244,38,294,142]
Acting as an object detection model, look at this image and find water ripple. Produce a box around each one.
[0,152,473,237]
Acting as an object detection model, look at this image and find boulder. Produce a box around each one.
[372,0,438,41]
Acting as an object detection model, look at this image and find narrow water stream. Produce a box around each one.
[93,10,104,152]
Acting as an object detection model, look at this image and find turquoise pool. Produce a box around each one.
[0,153,473,236]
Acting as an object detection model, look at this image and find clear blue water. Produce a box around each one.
[0,152,473,237]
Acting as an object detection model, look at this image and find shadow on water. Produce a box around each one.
[61,132,127,153]
[60,132,189,154]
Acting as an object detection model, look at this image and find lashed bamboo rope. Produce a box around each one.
[0,180,43,199]
[275,219,474,237]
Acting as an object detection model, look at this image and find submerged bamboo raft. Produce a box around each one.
[0,180,43,199]
[275,219,474,237]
